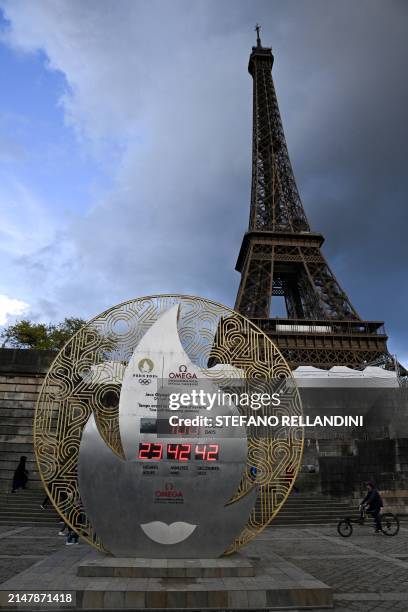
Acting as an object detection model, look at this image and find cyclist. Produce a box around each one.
[360,481,383,533]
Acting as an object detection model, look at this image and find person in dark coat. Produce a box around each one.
[360,481,383,532]
[11,456,29,492]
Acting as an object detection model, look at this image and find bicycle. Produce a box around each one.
[337,508,399,537]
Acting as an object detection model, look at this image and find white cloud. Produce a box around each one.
[0,0,406,359]
[0,178,75,319]
[0,179,58,257]
[0,1,252,322]
[0,294,29,325]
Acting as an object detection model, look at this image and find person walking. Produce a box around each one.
[40,495,50,510]
[360,481,383,533]
[39,490,69,537]
[11,456,29,492]
[65,493,84,545]
[66,527,79,545]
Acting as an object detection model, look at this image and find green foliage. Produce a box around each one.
[1,318,86,351]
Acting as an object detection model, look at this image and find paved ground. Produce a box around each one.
[0,523,407,610]
[0,525,66,584]
[252,524,408,611]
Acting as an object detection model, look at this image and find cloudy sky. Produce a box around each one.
[0,0,406,365]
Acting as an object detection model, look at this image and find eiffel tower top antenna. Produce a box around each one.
[255,23,262,47]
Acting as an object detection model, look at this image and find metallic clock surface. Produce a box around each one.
[34,295,303,556]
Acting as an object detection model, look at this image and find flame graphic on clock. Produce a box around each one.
[78,304,257,557]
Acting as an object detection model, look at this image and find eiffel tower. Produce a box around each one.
[234,27,391,370]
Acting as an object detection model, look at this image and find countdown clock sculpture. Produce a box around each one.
[34,295,303,557]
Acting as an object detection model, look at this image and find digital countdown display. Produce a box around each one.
[169,425,199,437]
[138,442,219,461]
[139,418,200,437]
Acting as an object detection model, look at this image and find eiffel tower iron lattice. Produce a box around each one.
[234,29,392,370]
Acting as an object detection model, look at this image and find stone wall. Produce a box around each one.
[0,349,54,492]
[296,385,408,505]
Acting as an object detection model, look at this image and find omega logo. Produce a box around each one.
[155,482,184,498]
[169,365,198,380]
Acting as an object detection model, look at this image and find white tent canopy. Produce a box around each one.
[293,365,399,388]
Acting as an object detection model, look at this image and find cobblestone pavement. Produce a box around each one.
[0,526,65,584]
[0,524,408,610]
[253,524,408,611]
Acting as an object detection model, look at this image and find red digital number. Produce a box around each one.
[206,444,219,461]
[171,425,199,436]
[178,444,191,461]
[151,443,163,460]
[195,444,206,460]
[138,442,162,460]
[138,442,151,459]
[194,444,218,460]
[167,444,178,460]
[167,443,191,461]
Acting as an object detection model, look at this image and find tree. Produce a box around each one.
[1,318,86,351]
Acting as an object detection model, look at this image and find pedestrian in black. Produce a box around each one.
[360,481,383,533]
[11,456,29,492]
[66,495,85,546]
[40,495,49,510]
[40,490,70,536]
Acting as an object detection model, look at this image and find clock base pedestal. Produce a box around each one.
[77,552,255,578]
[0,542,333,610]
[73,549,332,609]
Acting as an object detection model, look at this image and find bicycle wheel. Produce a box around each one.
[380,513,399,536]
[337,519,353,537]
